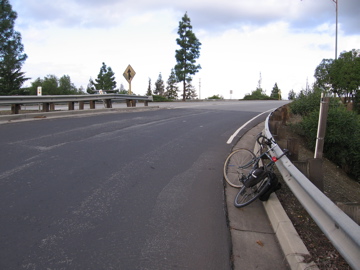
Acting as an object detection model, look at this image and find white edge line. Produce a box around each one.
[226,108,275,144]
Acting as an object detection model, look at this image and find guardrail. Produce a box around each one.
[0,94,153,114]
[265,112,360,270]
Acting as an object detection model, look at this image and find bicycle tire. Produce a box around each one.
[223,148,256,188]
[234,175,270,208]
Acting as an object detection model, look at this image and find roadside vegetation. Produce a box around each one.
[289,49,360,182]
[243,73,282,100]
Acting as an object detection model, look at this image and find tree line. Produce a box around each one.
[0,1,201,100]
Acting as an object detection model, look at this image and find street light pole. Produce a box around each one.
[332,0,338,60]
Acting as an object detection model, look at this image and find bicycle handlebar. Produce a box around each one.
[256,133,274,147]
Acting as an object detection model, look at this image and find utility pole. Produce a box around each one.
[332,0,338,60]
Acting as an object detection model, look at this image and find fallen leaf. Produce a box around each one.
[256,240,264,247]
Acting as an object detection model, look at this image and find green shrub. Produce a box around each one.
[289,88,322,116]
[152,95,170,102]
[208,94,223,99]
[295,105,360,181]
[243,88,273,100]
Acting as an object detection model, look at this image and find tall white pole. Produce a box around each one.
[332,0,338,60]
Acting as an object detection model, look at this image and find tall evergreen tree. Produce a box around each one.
[91,62,117,91]
[165,68,179,99]
[184,79,197,99]
[174,12,201,101]
[146,78,152,96]
[0,0,29,95]
[154,73,165,96]
[86,78,96,94]
[288,89,296,100]
[270,83,281,100]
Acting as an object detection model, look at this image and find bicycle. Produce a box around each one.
[223,133,288,207]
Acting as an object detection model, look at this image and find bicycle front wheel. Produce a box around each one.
[234,175,270,208]
[223,148,256,188]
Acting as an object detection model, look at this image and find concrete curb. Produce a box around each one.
[0,106,160,123]
[263,195,318,270]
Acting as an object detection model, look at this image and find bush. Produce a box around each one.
[289,88,322,116]
[295,105,360,181]
[243,88,273,100]
[208,94,223,99]
[152,95,170,102]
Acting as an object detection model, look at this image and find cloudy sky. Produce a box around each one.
[11,0,360,99]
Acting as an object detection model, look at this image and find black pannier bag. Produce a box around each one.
[244,167,267,188]
[259,172,282,201]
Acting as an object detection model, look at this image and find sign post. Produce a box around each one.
[123,64,136,95]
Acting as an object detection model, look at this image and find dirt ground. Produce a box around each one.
[275,116,360,270]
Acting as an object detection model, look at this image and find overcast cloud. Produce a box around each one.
[10,0,360,99]
[14,0,360,34]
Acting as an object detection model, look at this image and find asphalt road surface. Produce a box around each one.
[0,100,289,269]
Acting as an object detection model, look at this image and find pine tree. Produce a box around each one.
[154,73,165,96]
[146,78,152,96]
[288,89,296,100]
[184,79,197,99]
[174,12,201,101]
[86,78,96,94]
[92,62,117,91]
[270,83,281,100]
[0,0,29,95]
[165,69,179,99]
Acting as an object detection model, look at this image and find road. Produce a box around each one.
[0,100,289,269]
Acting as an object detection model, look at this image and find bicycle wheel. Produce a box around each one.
[223,148,256,188]
[234,174,270,208]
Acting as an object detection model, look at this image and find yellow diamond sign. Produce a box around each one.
[123,64,136,83]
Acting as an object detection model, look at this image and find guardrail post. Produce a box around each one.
[42,103,50,112]
[276,124,287,140]
[104,99,112,108]
[68,102,75,110]
[269,121,281,136]
[287,138,299,161]
[336,202,360,225]
[307,158,324,191]
[79,101,84,110]
[126,99,136,107]
[144,101,149,106]
[11,104,21,114]
[90,100,96,109]
[50,103,55,111]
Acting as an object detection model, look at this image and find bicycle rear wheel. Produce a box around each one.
[234,175,270,208]
[223,148,256,188]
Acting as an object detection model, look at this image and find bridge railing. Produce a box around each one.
[0,94,153,114]
[265,110,360,270]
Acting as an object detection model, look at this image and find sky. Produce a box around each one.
[10,0,360,99]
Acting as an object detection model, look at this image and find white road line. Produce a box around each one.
[226,108,275,144]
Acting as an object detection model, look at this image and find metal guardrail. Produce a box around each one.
[265,114,360,270]
[0,94,153,114]
[0,94,153,104]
